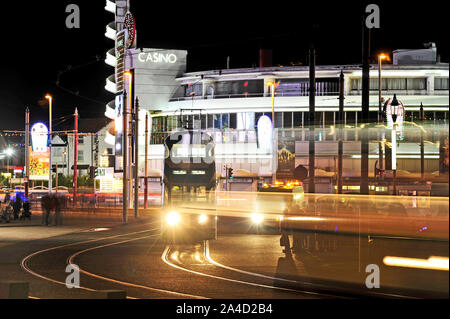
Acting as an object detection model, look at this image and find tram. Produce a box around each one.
[160,128,217,244]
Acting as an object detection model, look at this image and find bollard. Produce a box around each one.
[0,281,29,299]
[94,290,127,299]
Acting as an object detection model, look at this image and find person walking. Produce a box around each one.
[41,195,52,226]
[53,195,62,226]
[12,195,22,220]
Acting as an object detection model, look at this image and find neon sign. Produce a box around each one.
[31,123,49,152]
[257,115,273,152]
[138,52,177,64]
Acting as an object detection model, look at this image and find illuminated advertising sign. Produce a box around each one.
[96,167,114,180]
[124,12,136,49]
[30,122,50,181]
[138,52,178,64]
[257,115,273,152]
[276,133,296,181]
[29,148,49,181]
[115,29,127,93]
[31,123,48,152]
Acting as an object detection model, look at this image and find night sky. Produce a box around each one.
[0,0,448,132]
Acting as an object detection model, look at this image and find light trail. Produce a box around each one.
[383,256,449,271]
[161,246,326,297]
[68,235,207,299]
[21,224,158,299]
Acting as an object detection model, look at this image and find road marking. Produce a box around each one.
[205,241,418,299]
[68,235,207,299]
[20,223,159,299]
[162,246,321,296]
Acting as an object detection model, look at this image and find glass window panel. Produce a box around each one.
[283,112,293,128]
[229,113,237,129]
[222,113,229,129]
[293,112,302,127]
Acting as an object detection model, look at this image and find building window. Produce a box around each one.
[346,112,356,125]
[200,114,207,129]
[293,112,302,127]
[207,114,214,129]
[435,77,449,90]
[229,113,237,129]
[214,80,263,98]
[406,78,426,90]
[237,112,255,130]
[275,112,283,128]
[222,113,229,129]
[213,114,221,129]
[283,112,293,128]
[355,78,427,91]
[78,150,84,162]
[78,136,84,144]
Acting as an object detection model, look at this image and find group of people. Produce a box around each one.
[1,193,32,223]
[41,194,66,226]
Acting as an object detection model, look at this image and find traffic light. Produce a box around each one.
[228,167,234,179]
[375,167,384,177]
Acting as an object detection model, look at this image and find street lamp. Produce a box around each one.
[124,71,133,211]
[266,81,276,128]
[378,54,388,123]
[45,94,53,194]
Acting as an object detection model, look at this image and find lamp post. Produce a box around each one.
[378,54,387,123]
[45,94,53,194]
[124,71,133,212]
[266,81,276,128]
[378,54,387,176]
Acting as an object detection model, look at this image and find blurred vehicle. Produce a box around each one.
[161,128,217,244]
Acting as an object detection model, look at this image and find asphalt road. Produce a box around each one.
[0,212,447,299]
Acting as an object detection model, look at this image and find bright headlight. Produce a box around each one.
[166,212,181,226]
[198,214,208,224]
[251,213,264,224]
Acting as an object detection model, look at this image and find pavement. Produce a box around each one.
[0,210,155,247]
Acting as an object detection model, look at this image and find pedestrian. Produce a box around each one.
[21,201,32,220]
[3,193,10,203]
[53,195,62,226]
[41,195,52,226]
[13,195,22,220]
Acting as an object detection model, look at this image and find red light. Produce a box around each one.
[243,81,248,87]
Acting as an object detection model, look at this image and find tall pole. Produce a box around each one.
[378,57,381,123]
[122,90,128,223]
[308,45,316,194]
[55,163,58,194]
[378,55,385,176]
[134,97,139,218]
[271,85,275,128]
[337,71,344,194]
[360,17,370,195]
[73,108,78,206]
[144,113,149,209]
[420,106,425,180]
[45,95,53,194]
[126,71,134,209]
[25,107,30,200]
